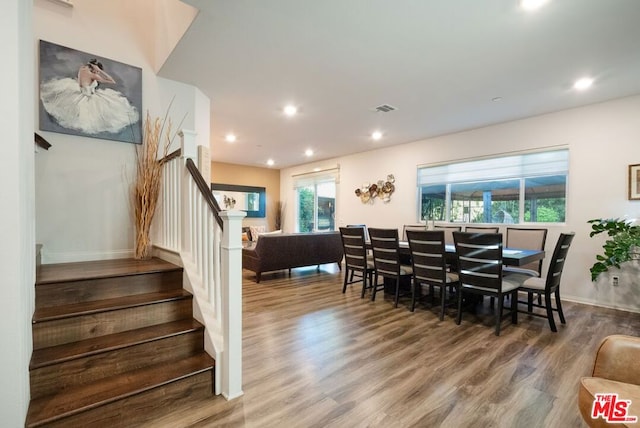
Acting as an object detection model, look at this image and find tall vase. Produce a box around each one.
[134,222,153,260]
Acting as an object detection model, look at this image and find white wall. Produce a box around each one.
[0,0,34,424]
[33,0,202,263]
[154,0,199,72]
[281,95,640,312]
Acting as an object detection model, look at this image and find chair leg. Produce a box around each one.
[510,291,518,325]
[527,292,534,313]
[456,289,464,325]
[544,292,557,332]
[411,279,417,312]
[360,270,368,299]
[495,294,503,336]
[394,278,400,308]
[492,296,504,336]
[555,288,566,324]
[342,268,349,293]
[349,270,355,282]
[371,274,379,301]
[439,285,446,321]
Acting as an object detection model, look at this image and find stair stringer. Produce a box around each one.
[153,245,223,396]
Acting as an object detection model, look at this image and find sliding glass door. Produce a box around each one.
[296,181,336,232]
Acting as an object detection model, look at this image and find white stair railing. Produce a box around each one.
[152,130,245,400]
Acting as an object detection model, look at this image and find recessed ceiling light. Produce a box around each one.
[573,77,594,91]
[266,159,275,166]
[521,0,549,11]
[492,97,503,102]
[371,131,383,141]
[305,149,313,157]
[225,133,237,143]
[283,105,298,117]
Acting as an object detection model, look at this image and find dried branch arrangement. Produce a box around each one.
[133,111,172,259]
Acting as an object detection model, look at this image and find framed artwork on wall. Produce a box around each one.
[211,183,266,218]
[629,164,640,200]
[38,40,143,144]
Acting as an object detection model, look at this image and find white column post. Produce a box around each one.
[220,210,246,399]
[180,129,198,161]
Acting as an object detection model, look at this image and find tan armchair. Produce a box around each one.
[579,335,640,427]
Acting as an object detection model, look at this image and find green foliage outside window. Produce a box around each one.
[298,187,315,232]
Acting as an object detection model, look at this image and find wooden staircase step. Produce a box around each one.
[30,318,204,399]
[33,289,192,323]
[35,269,183,309]
[35,258,183,309]
[30,319,204,369]
[25,353,215,428]
[32,290,194,350]
[30,319,207,400]
[36,257,182,285]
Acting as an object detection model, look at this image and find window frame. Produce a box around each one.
[417,148,568,225]
[292,167,339,232]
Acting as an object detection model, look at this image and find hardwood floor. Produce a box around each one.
[142,264,640,427]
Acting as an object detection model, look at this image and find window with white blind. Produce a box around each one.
[417,149,568,224]
[292,168,339,232]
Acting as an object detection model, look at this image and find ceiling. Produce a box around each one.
[159,0,640,169]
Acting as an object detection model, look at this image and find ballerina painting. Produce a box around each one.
[39,40,142,144]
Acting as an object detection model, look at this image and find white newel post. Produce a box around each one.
[180,129,198,160]
[220,210,246,399]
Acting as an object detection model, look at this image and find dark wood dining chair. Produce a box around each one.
[465,226,499,233]
[346,224,369,242]
[504,227,548,277]
[339,227,377,298]
[406,230,459,319]
[402,224,425,241]
[512,232,575,332]
[453,232,521,336]
[369,228,413,308]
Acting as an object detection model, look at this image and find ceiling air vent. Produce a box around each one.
[374,104,397,113]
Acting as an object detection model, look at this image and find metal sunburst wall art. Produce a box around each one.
[355,174,395,204]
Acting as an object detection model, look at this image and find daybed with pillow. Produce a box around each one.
[242,231,343,282]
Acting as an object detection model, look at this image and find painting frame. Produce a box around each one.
[38,40,143,144]
[629,164,640,200]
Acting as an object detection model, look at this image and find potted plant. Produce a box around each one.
[588,218,640,281]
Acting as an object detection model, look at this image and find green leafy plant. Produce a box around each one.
[588,218,640,281]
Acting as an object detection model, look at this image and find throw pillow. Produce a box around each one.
[249,225,266,242]
[258,229,282,237]
[256,229,282,242]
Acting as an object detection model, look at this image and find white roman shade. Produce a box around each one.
[292,166,340,189]
[418,149,569,186]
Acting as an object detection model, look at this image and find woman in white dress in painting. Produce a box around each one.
[40,59,139,135]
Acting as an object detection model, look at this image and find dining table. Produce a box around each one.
[368,240,546,296]
[367,240,546,267]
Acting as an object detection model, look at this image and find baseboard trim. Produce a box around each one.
[222,390,244,401]
[562,295,640,314]
[152,245,183,267]
[41,249,134,264]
